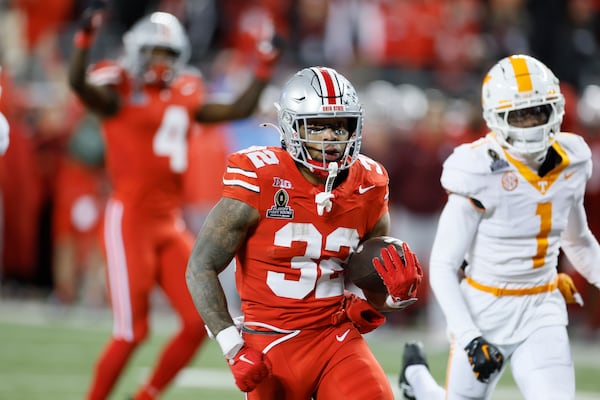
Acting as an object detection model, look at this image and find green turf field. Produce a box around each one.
[1,299,599,399]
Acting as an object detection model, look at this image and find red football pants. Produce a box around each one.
[243,320,394,400]
[87,199,206,400]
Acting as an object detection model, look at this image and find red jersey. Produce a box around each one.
[223,146,389,330]
[89,62,205,212]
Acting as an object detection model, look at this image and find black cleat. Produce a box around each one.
[399,341,428,400]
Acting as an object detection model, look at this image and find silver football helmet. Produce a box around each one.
[122,12,191,85]
[276,67,363,174]
[482,54,564,156]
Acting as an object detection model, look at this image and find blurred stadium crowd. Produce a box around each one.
[1,0,600,338]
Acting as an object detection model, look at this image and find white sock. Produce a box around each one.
[406,365,446,400]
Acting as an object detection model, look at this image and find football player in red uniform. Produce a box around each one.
[68,3,278,399]
[186,66,423,399]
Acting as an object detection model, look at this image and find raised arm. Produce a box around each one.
[194,79,269,123]
[193,34,282,123]
[68,0,120,116]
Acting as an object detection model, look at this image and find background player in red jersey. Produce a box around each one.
[67,2,279,399]
[186,66,423,399]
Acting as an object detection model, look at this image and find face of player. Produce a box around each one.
[140,46,180,86]
[505,104,552,128]
[300,117,352,163]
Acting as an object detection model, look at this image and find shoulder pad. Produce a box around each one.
[355,154,389,186]
[554,132,591,165]
[223,147,288,204]
[443,136,505,175]
[554,132,593,180]
[441,136,504,198]
[228,146,287,175]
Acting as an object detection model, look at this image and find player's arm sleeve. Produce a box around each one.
[561,199,600,288]
[429,193,484,348]
[222,151,263,209]
[360,156,390,236]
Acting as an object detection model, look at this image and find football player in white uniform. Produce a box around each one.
[399,54,600,400]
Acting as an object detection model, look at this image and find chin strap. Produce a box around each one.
[315,162,338,216]
[305,157,331,179]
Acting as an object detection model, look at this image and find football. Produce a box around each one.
[346,236,406,294]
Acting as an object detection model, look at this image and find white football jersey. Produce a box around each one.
[441,132,592,343]
[442,132,591,284]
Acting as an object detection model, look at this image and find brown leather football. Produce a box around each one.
[346,236,406,293]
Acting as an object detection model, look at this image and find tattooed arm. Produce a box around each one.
[187,197,271,390]
[186,197,259,338]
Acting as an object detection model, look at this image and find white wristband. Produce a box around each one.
[215,325,244,359]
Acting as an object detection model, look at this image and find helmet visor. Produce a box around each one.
[506,104,552,127]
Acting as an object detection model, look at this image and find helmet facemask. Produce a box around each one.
[139,46,180,86]
[284,115,359,176]
[276,67,363,177]
[482,55,565,158]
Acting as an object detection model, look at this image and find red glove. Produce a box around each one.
[372,242,423,309]
[344,291,386,334]
[236,10,283,80]
[253,33,284,80]
[227,344,271,392]
[74,0,109,48]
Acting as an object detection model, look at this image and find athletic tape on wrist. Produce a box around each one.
[216,325,244,359]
